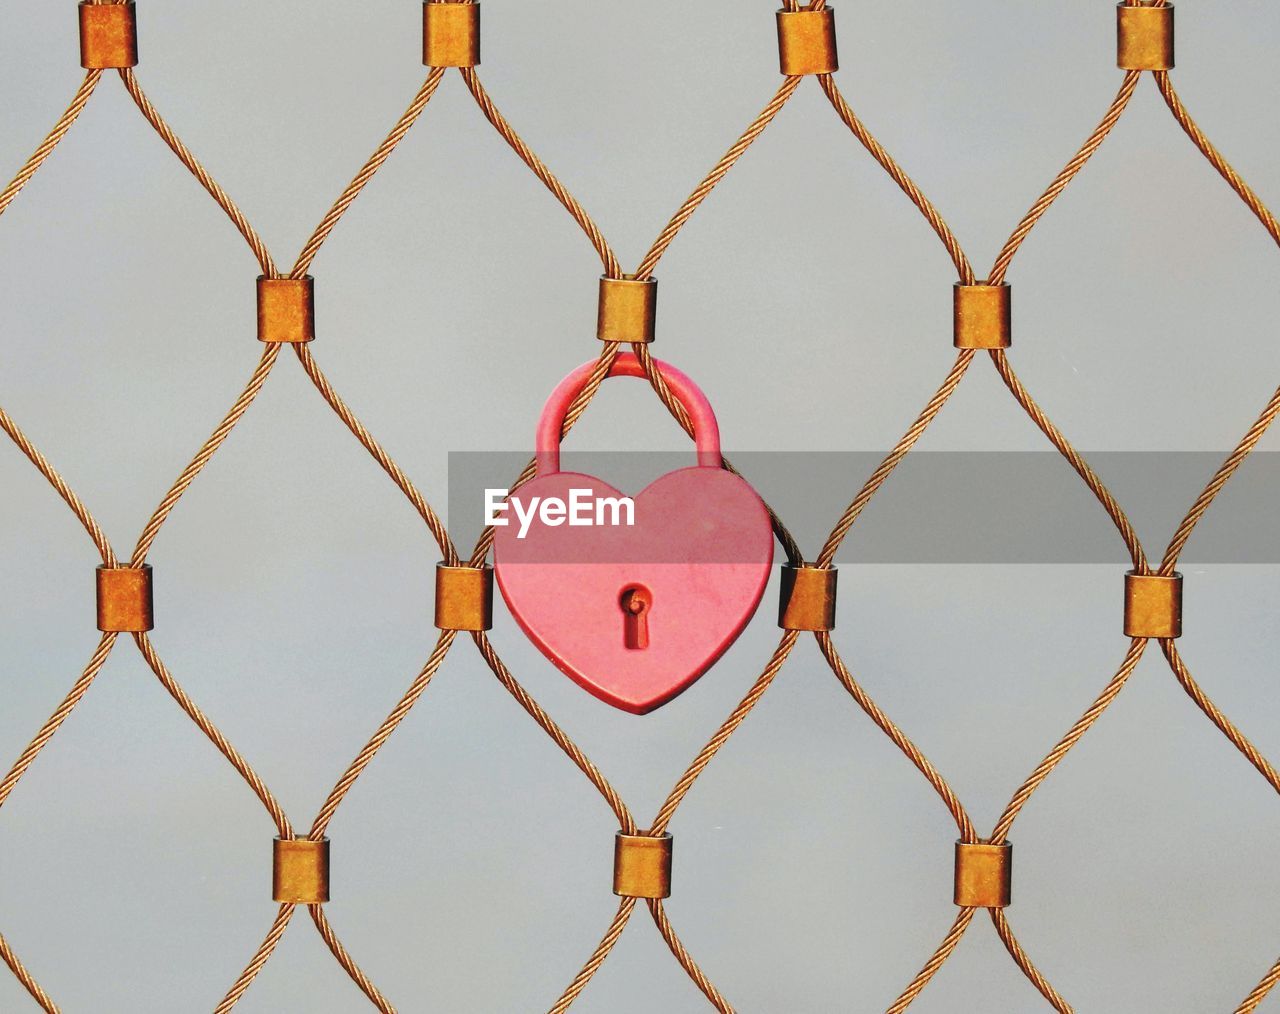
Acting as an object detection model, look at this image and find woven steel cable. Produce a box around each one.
[816,351,977,567]
[2,2,1279,1011]
[0,406,113,566]
[310,905,396,1014]
[205,59,470,1009]
[988,73,1141,286]
[292,69,449,279]
[0,72,102,223]
[886,908,976,1014]
[0,634,114,1014]
[941,24,1280,1008]
[647,898,733,1013]
[798,23,1163,1007]
[0,13,1152,1014]
[0,933,58,1014]
[800,68,994,1014]
[445,44,823,1005]
[463,70,814,563]
[291,49,640,1007]
[214,905,295,1014]
[988,354,1147,570]
[114,68,287,566]
[1153,71,1280,576]
[109,58,297,897]
[119,70,276,277]
[132,632,291,836]
[7,36,470,1011]
[629,632,808,1014]
[547,898,639,1014]
[471,629,636,833]
[309,631,458,839]
[104,71,309,1009]
[626,71,812,569]
[471,609,647,1011]
[818,627,985,1012]
[459,51,631,563]
[127,344,281,564]
[990,908,1072,1013]
[0,7,862,1014]
[815,632,975,842]
[1238,963,1280,1014]
[651,631,801,837]
[1161,640,1280,812]
[460,67,622,279]
[940,21,1280,1011]
[794,90,994,1011]
[325,56,653,1011]
[633,77,802,281]
[990,639,1149,844]
[818,75,975,285]
[461,64,839,1008]
[1139,68,1280,1013]
[295,344,458,566]
[353,5,1162,1003]
[0,70,116,1014]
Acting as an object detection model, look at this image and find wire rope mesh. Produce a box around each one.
[1,1,1278,1011]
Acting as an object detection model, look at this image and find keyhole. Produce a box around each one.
[620,585,652,650]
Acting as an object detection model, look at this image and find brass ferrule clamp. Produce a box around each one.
[613,832,673,899]
[953,283,1011,349]
[435,564,494,632]
[775,7,838,76]
[273,838,331,904]
[96,565,154,633]
[1117,3,1174,71]
[79,1,138,69]
[1123,571,1183,639]
[257,277,315,344]
[597,276,658,344]
[954,840,1012,908]
[424,2,481,68]
[778,564,837,632]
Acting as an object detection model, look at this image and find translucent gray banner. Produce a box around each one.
[446,452,1280,563]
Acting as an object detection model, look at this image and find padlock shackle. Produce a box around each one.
[536,353,722,475]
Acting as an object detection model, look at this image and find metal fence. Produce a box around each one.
[2,2,1277,1011]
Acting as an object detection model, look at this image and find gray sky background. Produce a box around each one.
[2,2,1280,1011]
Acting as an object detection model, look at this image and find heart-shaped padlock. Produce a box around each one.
[493,353,774,714]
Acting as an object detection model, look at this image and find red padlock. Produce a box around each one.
[493,353,774,714]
